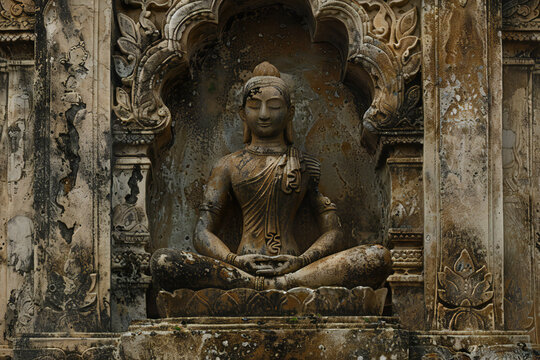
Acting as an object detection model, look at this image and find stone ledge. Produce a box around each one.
[410,331,535,359]
[3,328,536,359]
[12,334,119,360]
[157,286,387,318]
[119,316,408,360]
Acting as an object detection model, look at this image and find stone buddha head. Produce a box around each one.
[239,62,295,145]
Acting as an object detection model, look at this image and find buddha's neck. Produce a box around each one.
[248,134,287,153]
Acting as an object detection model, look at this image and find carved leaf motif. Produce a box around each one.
[403,85,421,111]
[372,6,390,38]
[471,272,493,306]
[438,267,466,304]
[396,8,416,41]
[394,35,418,63]
[113,55,135,78]
[117,13,139,43]
[114,87,134,123]
[118,37,140,58]
[402,50,421,80]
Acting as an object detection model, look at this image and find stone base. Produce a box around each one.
[118,316,408,360]
[410,331,535,359]
[157,286,387,318]
[12,334,119,359]
[3,327,536,359]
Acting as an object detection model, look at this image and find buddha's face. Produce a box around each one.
[241,86,290,140]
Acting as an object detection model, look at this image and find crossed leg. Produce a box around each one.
[150,245,391,292]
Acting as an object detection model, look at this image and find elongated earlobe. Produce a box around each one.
[285,106,295,145]
[239,107,251,144]
[243,122,251,144]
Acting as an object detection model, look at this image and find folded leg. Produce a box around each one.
[275,245,392,290]
[150,248,255,292]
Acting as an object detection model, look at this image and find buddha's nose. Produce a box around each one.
[259,104,270,120]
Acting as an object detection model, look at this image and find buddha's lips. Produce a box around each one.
[257,121,272,127]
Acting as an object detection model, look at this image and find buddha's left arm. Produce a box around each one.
[301,190,344,264]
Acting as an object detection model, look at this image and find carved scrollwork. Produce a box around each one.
[347,1,421,133]
[437,249,494,330]
[503,0,540,26]
[0,0,35,30]
[113,0,421,144]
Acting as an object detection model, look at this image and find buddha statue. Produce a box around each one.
[150,62,391,292]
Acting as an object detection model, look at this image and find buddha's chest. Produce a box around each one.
[229,154,308,209]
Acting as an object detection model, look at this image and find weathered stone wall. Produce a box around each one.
[0,0,538,358]
[20,0,112,336]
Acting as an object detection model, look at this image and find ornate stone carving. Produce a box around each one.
[113,0,421,143]
[0,0,35,30]
[437,249,494,330]
[157,286,387,318]
[503,0,540,41]
[503,0,540,26]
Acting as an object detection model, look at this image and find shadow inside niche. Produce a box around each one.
[148,4,379,258]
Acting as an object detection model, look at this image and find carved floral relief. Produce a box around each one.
[112,0,422,144]
[437,249,494,330]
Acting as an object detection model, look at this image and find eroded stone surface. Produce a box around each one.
[0,0,539,357]
[156,286,387,318]
[118,316,408,360]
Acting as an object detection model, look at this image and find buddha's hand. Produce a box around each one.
[256,255,303,277]
[235,254,276,275]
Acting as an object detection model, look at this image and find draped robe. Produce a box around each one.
[230,147,320,256]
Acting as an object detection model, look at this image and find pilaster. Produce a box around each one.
[32,0,112,332]
[422,0,505,330]
[111,144,152,332]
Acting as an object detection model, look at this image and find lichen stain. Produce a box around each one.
[125,164,143,204]
[56,101,84,196]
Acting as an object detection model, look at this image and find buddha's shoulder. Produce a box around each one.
[300,150,321,181]
[212,149,249,167]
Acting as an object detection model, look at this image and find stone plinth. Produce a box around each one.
[157,287,387,318]
[118,316,408,360]
[410,331,534,359]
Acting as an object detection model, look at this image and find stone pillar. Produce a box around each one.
[0,59,35,352]
[31,0,112,332]
[384,141,425,329]
[501,52,540,345]
[422,0,504,330]
[111,144,152,332]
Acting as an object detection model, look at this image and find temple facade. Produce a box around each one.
[0,0,538,358]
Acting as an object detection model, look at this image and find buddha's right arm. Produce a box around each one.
[193,157,233,262]
[194,211,232,262]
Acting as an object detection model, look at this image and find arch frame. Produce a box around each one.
[112,0,422,144]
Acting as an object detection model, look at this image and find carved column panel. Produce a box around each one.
[501,0,540,345]
[32,0,112,332]
[422,0,504,330]
[0,1,36,353]
[0,59,35,350]
[111,144,152,332]
[501,62,538,342]
[384,143,424,329]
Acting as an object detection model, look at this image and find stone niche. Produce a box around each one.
[108,0,426,331]
[149,5,381,256]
